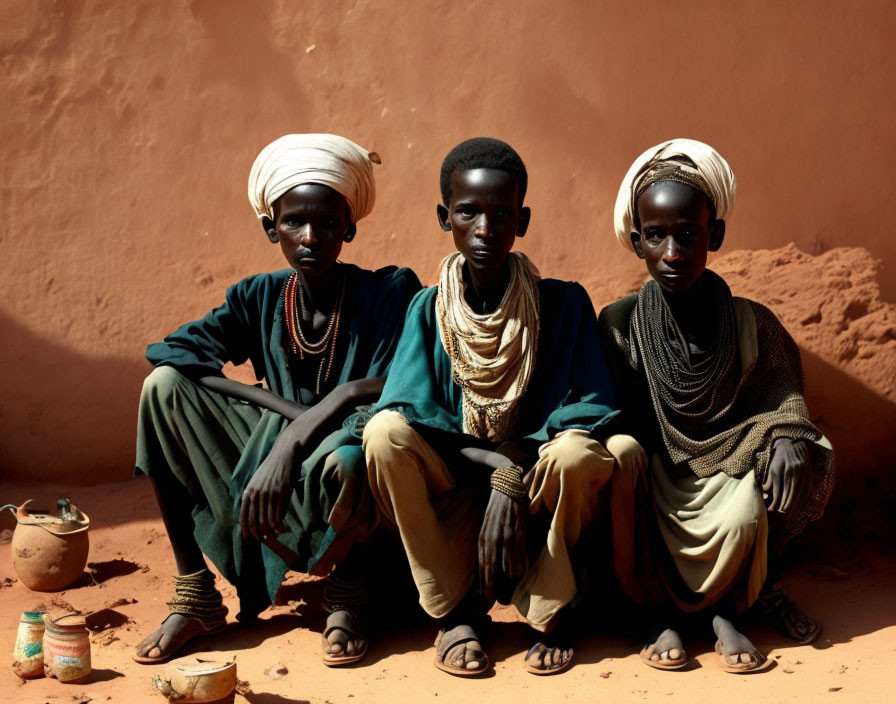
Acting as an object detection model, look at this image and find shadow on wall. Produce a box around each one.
[802,348,896,537]
[0,309,148,483]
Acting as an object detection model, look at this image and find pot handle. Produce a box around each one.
[1,504,18,518]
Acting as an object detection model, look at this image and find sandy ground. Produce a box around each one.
[1,478,894,704]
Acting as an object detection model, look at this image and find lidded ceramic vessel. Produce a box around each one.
[43,612,91,683]
[7,499,90,591]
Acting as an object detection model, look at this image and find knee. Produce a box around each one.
[141,365,188,409]
[543,431,613,482]
[720,478,766,535]
[362,409,412,454]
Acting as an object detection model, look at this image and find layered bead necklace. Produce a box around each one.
[283,267,346,395]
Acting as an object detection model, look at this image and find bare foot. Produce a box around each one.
[712,615,766,672]
[525,642,574,675]
[640,626,686,669]
[133,613,216,663]
[434,624,488,676]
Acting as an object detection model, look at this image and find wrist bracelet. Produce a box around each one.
[490,465,527,502]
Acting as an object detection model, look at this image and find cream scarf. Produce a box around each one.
[436,252,541,442]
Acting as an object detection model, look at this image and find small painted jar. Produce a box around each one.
[43,613,91,683]
[12,610,45,678]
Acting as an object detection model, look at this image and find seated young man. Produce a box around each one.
[133,134,421,665]
[362,137,626,676]
[599,139,834,673]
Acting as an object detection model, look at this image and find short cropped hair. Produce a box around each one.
[440,137,528,206]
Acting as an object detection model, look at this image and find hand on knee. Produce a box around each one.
[763,438,812,514]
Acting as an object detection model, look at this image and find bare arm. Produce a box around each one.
[458,447,513,470]
[198,375,308,420]
[459,444,529,605]
[234,376,387,542]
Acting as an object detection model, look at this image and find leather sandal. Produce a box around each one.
[434,624,489,677]
[757,583,822,645]
[322,608,368,667]
[713,640,772,674]
[525,642,574,675]
[639,627,688,670]
[133,570,227,664]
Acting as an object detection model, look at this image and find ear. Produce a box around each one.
[261,216,278,244]
[436,204,451,232]
[516,207,531,238]
[343,223,357,243]
[708,219,725,252]
[630,231,645,259]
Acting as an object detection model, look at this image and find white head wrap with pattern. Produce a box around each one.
[613,138,736,252]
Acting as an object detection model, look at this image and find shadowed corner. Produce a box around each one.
[0,308,149,486]
[800,347,896,538]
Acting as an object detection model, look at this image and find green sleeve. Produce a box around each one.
[373,287,464,433]
[523,282,619,443]
[145,274,263,376]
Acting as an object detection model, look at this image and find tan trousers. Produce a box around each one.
[362,410,615,631]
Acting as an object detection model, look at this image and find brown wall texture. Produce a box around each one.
[1,1,895,498]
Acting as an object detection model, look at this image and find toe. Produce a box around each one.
[157,631,173,654]
[667,648,681,660]
[466,644,485,670]
[136,630,162,657]
[549,648,561,669]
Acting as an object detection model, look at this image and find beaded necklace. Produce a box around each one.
[283,267,346,394]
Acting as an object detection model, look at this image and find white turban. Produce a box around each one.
[248,133,379,223]
[613,138,736,252]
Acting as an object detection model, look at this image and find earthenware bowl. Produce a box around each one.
[153,659,237,703]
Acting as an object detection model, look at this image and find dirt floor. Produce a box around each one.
[1,478,893,704]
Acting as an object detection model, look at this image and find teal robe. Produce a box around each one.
[141,263,421,613]
[374,279,619,454]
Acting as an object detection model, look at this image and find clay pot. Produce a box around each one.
[8,500,90,591]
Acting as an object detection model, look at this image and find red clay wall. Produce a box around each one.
[1,1,894,504]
